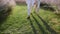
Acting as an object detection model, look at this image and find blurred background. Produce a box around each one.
[0,0,60,34]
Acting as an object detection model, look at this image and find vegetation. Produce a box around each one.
[0,5,60,34]
[0,0,16,27]
[15,0,60,14]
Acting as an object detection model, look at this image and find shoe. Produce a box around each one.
[27,16,30,19]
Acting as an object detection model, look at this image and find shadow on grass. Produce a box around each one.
[31,13,48,34]
[28,18,37,34]
[35,13,58,34]
[0,7,12,32]
[55,14,60,19]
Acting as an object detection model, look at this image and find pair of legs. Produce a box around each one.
[26,0,40,19]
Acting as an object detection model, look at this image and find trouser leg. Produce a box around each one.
[27,3,32,19]
[27,5,31,16]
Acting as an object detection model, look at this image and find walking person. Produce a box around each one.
[26,0,40,19]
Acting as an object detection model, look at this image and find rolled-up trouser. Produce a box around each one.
[35,0,40,13]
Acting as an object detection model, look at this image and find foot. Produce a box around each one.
[34,11,39,15]
[27,16,30,19]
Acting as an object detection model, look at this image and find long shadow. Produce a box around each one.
[28,18,37,34]
[0,7,12,32]
[31,13,48,34]
[35,13,58,34]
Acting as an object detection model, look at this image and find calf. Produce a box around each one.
[26,0,40,19]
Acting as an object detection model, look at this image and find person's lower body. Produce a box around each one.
[26,0,40,19]
[34,0,40,15]
[26,0,34,19]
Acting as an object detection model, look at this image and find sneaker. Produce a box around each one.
[27,16,30,19]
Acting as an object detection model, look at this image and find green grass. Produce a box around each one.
[0,5,60,34]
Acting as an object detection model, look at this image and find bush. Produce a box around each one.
[40,0,60,14]
[0,0,16,22]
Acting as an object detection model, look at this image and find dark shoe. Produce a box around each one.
[27,16,30,19]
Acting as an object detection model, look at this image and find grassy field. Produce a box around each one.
[0,5,60,34]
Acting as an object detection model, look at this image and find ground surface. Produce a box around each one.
[0,5,60,34]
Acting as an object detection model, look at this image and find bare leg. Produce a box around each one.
[34,3,37,13]
[35,0,40,14]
